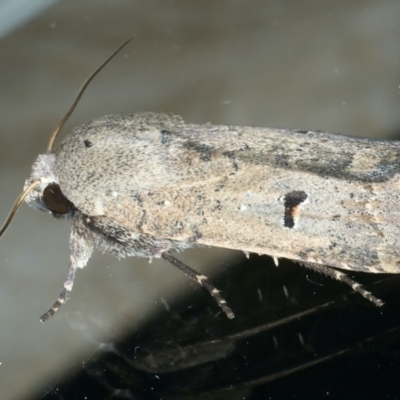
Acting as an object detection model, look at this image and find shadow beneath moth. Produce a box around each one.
[1,37,397,322]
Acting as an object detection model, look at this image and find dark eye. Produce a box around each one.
[43,184,71,214]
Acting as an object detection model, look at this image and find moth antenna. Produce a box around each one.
[46,35,135,152]
[0,180,41,239]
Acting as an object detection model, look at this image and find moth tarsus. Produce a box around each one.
[40,297,65,323]
[162,252,235,319]
[300,261,384,307]
[40,253,80,322]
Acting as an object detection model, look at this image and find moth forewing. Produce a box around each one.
[54,113,400,275]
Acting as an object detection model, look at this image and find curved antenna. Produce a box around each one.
[0,180,41,239]
[47,36,135,152]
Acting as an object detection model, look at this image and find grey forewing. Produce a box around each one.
[177,125,400,182]
[51,112,400,274]
[55,113,400,199]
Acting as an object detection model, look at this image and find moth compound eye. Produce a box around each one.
[43,184,70,214]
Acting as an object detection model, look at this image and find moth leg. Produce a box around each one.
[40,216,94,322]
[299,261,384,307]
[40,259,78,322]
[162,252,235,319]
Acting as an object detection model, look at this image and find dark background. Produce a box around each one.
[0,1,399,399]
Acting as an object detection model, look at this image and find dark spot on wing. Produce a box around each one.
[283,190,308,228]
[183,141,214,162]
[214,178,227,192]
[136,209,146,231]
[84,140,93,148]
[130,192,142,206]
[212,200,223,211]
[328,242,338,250]
[200,153,211,162]
[160,130,172,145]
[223,151,239,172]
[189,228,202,242]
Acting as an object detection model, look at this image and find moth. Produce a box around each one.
[1,38,397,322]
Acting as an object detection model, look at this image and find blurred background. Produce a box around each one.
[0,1,399,399]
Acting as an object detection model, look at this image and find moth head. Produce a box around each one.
[0,36,134,240]
[24,153,73,218]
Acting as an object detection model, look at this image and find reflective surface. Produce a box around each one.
[32,256,400,399]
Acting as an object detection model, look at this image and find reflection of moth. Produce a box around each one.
[2,38,396,322]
